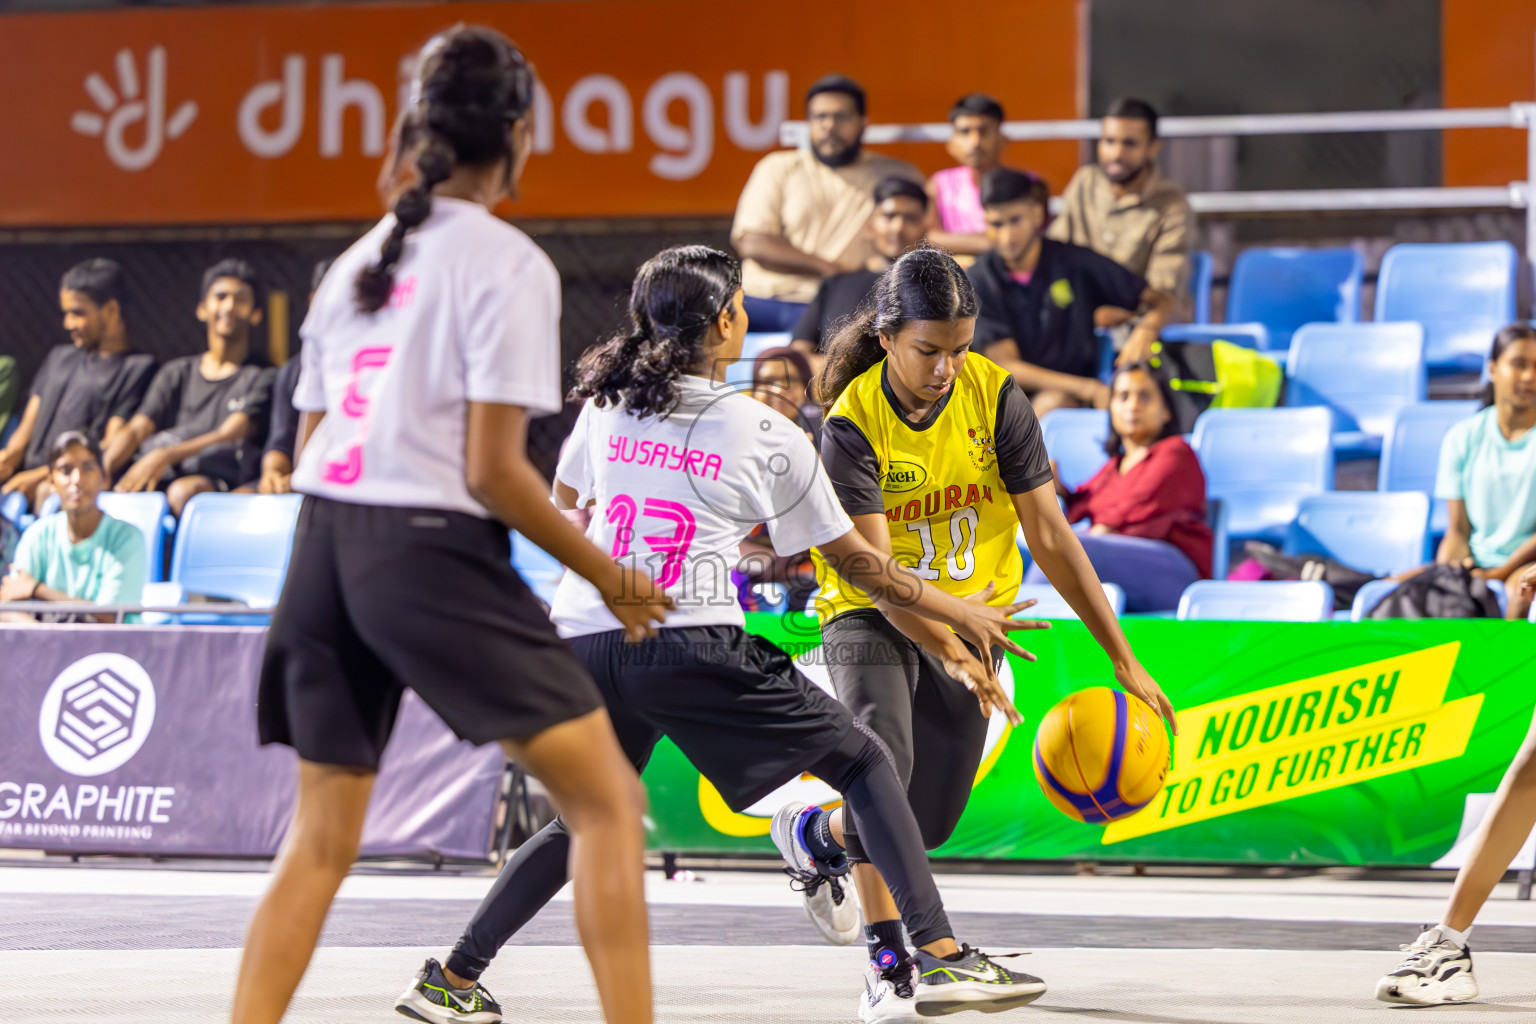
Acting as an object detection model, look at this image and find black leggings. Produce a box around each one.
[821,612,994,861]
[445,723,952,982]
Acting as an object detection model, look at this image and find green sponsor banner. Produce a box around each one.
[639,613,1533,865]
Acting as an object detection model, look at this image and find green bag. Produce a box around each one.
[1147,339,1282,433]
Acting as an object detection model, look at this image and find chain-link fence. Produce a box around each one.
[0,217,731,478]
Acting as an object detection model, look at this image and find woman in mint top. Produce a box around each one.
[1434,324,1536,620]
[1,430,144,622]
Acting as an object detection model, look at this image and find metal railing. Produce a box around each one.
[780,104,1536,262]
[0,601,272,623]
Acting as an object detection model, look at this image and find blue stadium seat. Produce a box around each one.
[1378,400,1480,539]
[1285,322,1426,457]
[1159,323,1273,353]
[1284,491,1430,577]
[1374,241,1518,374]
[1191,407,1334,544]
[1227,247,1363,353]
[1014,581,1126,619]
[0,491,27,528]
[1189,250,1214,325]
[1039,409,1109,492]
[169,493,302,609]
[97,492,171,583]
[511,531,565,606]
[719,331,792,389]
[1176,580,1334,622]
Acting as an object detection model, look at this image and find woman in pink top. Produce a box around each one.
[927,94,1045,256]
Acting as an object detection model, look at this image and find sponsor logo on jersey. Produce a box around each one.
[882,460,927,493]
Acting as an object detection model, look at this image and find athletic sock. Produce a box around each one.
[802,807,844,863]
[1435,923,1472,949]
[940,948,967,962]
[865,919,907,963]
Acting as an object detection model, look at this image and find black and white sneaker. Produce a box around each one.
[1376,926,1478,1005]
[913,944,1047,1015]
[859,947,921,1023]
[395,958,503,1024]
[771,801,860,945]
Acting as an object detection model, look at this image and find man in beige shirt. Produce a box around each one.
[731,74,923,330]
[1047,98,1192,313]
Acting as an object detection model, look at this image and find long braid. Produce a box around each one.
[355,129,455,313]
[352,25,535,315]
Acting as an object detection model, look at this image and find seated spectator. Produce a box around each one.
[731,74,922,331]
[1047,97,1192,307]
[103,259,276,516]
[926,93,1022,256]
[1,431,145,623]
[1432,324,1536,620]
[1025,363,1210,611]
[790,176,927,360]
[0,259,157,511]
[751,346,821,444]
[969,168,1173,416]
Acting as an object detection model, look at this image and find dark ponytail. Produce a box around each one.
[355,24,535,313]
[570,245,741,420]
[1481,323,1536,409]
[814,246,978,412]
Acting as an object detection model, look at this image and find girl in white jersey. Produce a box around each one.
[237,28,670,1024]
[402,245,1054,1023]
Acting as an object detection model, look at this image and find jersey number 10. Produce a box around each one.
[905,507,980,582]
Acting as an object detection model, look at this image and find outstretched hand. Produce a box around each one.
[942,648,1023,726]
[1115,659,1178,735]
[951,582,1052,666]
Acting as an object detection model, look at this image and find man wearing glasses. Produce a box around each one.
[731,75,923,332]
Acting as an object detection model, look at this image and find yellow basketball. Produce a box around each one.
[1032,687,1170,823]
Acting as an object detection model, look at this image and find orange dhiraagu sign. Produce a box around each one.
[0,0,1078,227]
[1442,0,1534,188]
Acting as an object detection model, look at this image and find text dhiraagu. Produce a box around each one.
[1103,643,1480,843]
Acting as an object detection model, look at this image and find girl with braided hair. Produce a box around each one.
[235,26,669,1024]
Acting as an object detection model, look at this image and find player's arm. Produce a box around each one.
[1011,482,1176,731]
[820,515,1041,723]
[466,401,669,641]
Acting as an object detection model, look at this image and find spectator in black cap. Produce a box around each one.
[730,74,923,332]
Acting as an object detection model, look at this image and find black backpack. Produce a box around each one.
[1368,564,1503,620]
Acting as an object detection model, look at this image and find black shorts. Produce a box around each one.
[569,624,854,812]
[822,610,998,850]
[258,497,602,768]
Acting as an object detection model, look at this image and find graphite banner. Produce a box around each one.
[0,625,503,860]
[640,614,1533,866]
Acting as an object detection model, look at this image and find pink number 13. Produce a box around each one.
[606,494,695,588]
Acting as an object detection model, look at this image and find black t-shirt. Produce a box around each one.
[819,365,1053,516]
[137,355,275,443]
[791,269,881,351]
[967,241,1147,379]
[264,359,301,459]
[22,344,158,470]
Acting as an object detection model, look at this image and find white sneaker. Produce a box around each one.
[858,953,922,1023]
[1376,927,1478,1005]
[770,801,860,945]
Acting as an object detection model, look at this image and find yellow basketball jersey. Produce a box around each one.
[813,356,1024,624]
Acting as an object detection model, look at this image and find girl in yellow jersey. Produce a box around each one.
[791,247,1176,1015]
